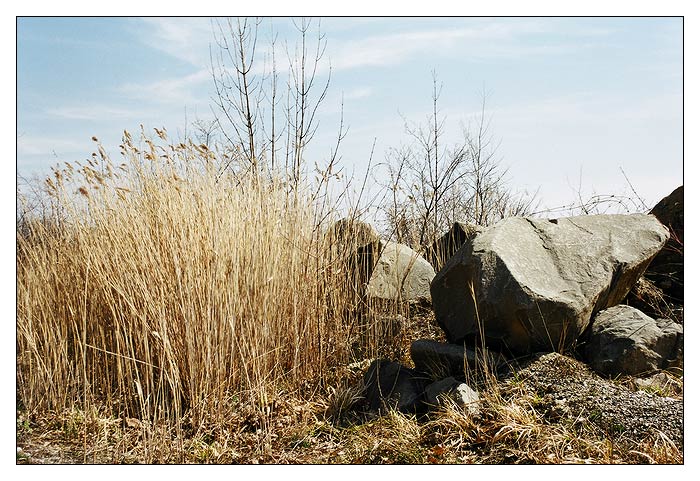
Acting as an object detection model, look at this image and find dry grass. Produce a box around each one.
[16,129,385,460]
[626,276,683,324]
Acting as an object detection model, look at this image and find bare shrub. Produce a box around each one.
[381,74,539,250]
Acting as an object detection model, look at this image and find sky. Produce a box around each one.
[17,16,683,215]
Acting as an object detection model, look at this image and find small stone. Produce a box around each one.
[634,372,682,397]
[454,383,481,416]
[423,376,480,415]
[361,359,430,414]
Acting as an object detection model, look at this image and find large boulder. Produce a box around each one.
[365,241,435,304]
[424,222,482,272]
[646,186,683,302]
[431,214,669,354]
[583,305,683,376]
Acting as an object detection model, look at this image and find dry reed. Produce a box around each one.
[16,129,364,444]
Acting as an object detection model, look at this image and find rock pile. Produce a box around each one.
[346,190,683,418]
[361,357,482,415]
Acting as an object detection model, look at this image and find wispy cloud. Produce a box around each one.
[131,18,609,79]
[46,105,147,121]
[118,69,211,106]
[326,19,602,72]
[17,134,90,157]
[134,18,214,67]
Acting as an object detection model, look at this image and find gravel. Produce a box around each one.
[502,352,683,449]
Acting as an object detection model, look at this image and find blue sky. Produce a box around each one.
[17,16,683,212]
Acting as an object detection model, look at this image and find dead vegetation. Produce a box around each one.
[16,338,683,465]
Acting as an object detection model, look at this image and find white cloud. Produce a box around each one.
[118,69,211,106]
[129,17,618,76]
[46,105,147,121]
[134,17,214,67]
[17,134,90,157]
[326,19,603,72]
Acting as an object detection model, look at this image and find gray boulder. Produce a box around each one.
[583,305,683,376]
[431,214,669,354]
[362,359,430,414]
[424,222,482,272]
[366,241,435,304]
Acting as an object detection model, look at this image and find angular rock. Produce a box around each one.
[431,214,669,354]
[423,377,480,415]
[647,186,683,302]
[365,241,435,304]
[410,339,500,379]
[583,305,683,376]
[424,222,482,272]
[362,359,430,414]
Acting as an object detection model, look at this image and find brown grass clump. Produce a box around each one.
[626,276,682,324]
[16,129,366,454]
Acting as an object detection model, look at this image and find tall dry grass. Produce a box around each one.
[16,129,366,436]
